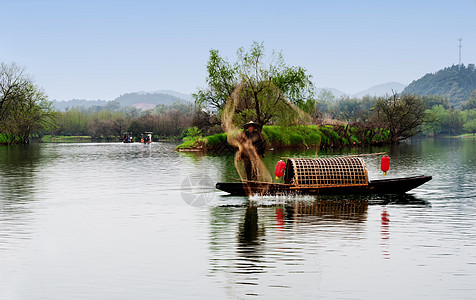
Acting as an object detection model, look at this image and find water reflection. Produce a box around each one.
[367,194,431,206]
[1,139,476,298]
[285,199,368,224]
[210,198,371,296]
[0,144,43,204]
[381,207,390,259]
[0,145,44,250]
[239,204,264,246]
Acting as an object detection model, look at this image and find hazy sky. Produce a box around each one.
[3,0,475,101]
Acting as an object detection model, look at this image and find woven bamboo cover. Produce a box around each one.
[288,157,368,187]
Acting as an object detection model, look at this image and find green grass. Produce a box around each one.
[205,133,227,147]
[459,133,476,138]
[0,133,21,144]
[176,136,205,149]
[41,135,93,143]
[176,124,392,151]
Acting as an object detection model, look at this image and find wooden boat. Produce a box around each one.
[140,132,153,144]
[216,156,432,196]
[122,132,134,143]
[216,175,432,196]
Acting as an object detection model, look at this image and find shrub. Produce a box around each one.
[0,133,20,144]
[262,126,285,147]
[289,133,305,147]
[182,126,202,141]
[206,133,227,147]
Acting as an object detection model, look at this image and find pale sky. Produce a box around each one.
[3,0,475,101]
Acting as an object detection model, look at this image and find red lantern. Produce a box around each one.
[274,160,286,179]
[381,156,390,176]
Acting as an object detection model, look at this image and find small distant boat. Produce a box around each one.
[216,156,432,196]
[122,132,134,143]
[140,132,153,144]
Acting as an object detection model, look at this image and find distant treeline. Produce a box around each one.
[3,59,476,146]
[49,102,194,140]
[4,88,476,145]
[316,91,476,136]
[48,89,476,143]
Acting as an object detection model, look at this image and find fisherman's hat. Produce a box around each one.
[243,121,262,130]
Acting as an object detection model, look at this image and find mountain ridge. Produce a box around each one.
[317,82,407,99]
[52,62,476,111]
[402,64,476,108]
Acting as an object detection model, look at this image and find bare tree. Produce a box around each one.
[374,93,427,143]
[0,63,29,121]
[1,62,56,144]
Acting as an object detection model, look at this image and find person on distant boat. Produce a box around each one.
[238,121,266,181]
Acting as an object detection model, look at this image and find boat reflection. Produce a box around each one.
[284,198,368,224]
[210,193,430,295]
[209,198,371,295]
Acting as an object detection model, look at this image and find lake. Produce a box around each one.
[1,138,476,299]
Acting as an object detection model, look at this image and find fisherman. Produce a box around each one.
[238,121,266,181]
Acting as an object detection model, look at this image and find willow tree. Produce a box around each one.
[0,62,56,144]
[193,42,315,127]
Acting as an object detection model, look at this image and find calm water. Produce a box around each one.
[1,139,475,299]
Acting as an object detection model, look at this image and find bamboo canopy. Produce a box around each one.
[284,157,369,188]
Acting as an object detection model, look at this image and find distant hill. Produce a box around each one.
[154,90,193,102]
[317,82,406,100]
[52,91,192,111]
[403,64,476,108]
[114,92,187,107]
[353,82,406,98]
[52,99,109,111]
[316,88,347,99]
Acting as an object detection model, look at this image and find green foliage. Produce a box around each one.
[349,135,360,144]
[374,129,389,142]
[176,126,208,150]
[262,125,321,148]
[205,133,227,147]
[424,105,445,135]
[176,124,393,150]
[319,133,329,145]
[175,138,203,149]
[261,126,285,145]
[422,95,451,109]
[1,62,57,144]
[320,126,340,144]
[444,109,464,135]
[403,64,476,108]
[462,90,476,110]
[289,133,305,147]
[40,135,92,143]
[463,119,476,135]
[193,49,238,113]
[0,133,20,144]
[182,126,202,141]
[194,42,315,126]
[462,109,476,123]
[423,105,476,136]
